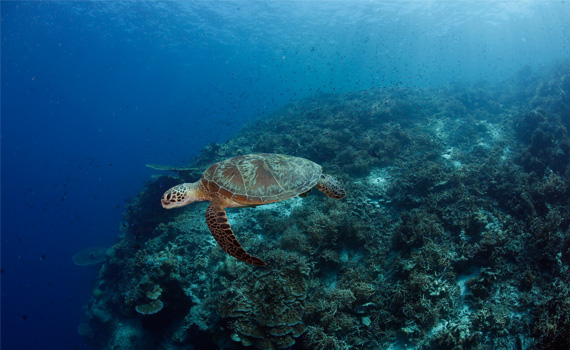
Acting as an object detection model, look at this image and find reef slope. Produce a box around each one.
[82,62,570,350]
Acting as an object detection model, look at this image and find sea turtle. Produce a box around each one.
[161,153,346,266]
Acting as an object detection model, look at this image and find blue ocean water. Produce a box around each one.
[1,1,569,349]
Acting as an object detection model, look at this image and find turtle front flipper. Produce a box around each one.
[206,203,267,266]
[316,174,346,199]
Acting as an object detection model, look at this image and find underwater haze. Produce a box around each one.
[2,1,570,350]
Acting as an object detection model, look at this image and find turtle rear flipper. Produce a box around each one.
[206,203,266,266]
[316,174,346,199]
[146,164,203,182]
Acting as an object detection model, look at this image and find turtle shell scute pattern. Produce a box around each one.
[202,154,322,204]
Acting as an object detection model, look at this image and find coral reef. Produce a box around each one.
[81,61,570,349]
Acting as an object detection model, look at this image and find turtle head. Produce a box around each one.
[161,182,201,209]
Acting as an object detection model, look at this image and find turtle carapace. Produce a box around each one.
[161,153,346,266]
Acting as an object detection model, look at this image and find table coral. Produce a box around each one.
[135,300,164,315]
[72,247,109,266]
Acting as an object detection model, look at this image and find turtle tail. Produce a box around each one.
[316,174,346,199]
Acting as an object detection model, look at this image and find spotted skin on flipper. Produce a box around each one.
[206,202,266,266]
[316,174,346,199]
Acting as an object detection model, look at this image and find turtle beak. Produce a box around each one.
[161,197,172,208]
[161,192,180,209]
[161,184,191,209]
